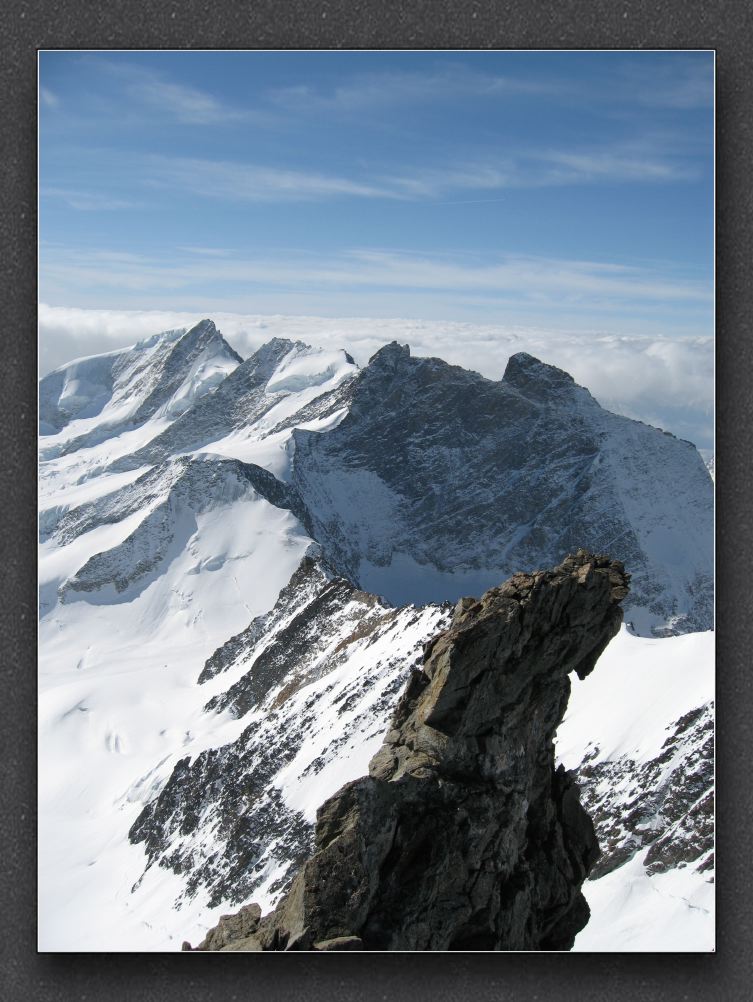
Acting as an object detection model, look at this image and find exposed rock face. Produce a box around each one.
[291,344,712,635]
[187,550,629,951]
[185,903,263,952]
[576,702,714,881]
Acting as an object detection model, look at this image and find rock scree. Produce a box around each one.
[183,550,629,952]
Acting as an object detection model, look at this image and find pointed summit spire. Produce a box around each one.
[368,341,411,367]
[502,352,583,397]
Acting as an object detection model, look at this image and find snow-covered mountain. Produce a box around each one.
[38,321,714,951]
[39,319,242,448]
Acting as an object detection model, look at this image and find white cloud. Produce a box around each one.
[177,246,231,257]
[37,304,714,450]
[380,141,699,196]
[266,65,563,116]
[533,150,698,184]
[264,58,712,118]
[615,57,714,110]
[88,58,257,126]
[130,77,239,124]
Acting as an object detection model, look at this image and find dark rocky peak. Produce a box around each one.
[503,352,590,402]
[126,320,240,425]
[256,335,307,357]
[205,337,299,394]
[177,319,243,364]
[367,341,411,369]
[346,342,509,427]
[186,551,629,952]
[238,337,308,384]
[182,317,218,342]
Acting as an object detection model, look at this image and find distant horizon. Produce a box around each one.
[39,302,714,454]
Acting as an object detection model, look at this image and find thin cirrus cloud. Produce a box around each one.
[264,60,712,116]
[127,75,251,125]
[70,59,540,133]
[612,58,714,110]
[265,65,564,115]
[83,60,567,127]
[86,57,259,125]
[530,150,698,184]
[39,245,710,310]
[177,246,232,257]
[42,147,696,214]
[139,143,698,206]
[144,155,394,201]
[78,57,712,129]
[382,149,696,198]
[42,187,140,211]
[40,86,60,109]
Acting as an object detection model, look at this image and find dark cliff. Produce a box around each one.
[185,550,629,952]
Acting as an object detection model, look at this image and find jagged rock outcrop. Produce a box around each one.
[186,550,629,952]
[575,702,714,880]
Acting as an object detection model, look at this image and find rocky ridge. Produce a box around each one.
[185,550,629,951]
[128,557,452,911]
[574,702,714,881]
[58,456,310,604]
[41,326,713,638]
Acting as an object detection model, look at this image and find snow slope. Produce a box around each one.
[39,319,241,449]
[38,462,315,950]
[558,627,715,952]
[39,327,360,949]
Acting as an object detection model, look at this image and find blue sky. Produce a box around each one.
[39,50,713,337]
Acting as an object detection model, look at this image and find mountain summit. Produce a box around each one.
[41,327,712,635]
[39,319,242,449]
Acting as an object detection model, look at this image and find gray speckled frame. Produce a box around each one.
[4,2,750,998]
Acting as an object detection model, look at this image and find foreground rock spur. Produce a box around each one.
[184,551,629,952]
